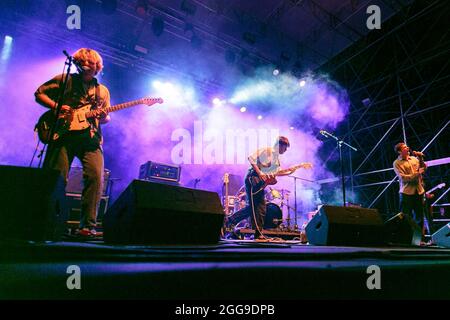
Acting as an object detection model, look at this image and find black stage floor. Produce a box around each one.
[1,239,450,299]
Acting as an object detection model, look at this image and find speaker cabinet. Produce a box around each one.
[431,223,450,247]
[384,212,422,246]
[103,180,224,244]
[0,166,67,241]
[305,205,384,246]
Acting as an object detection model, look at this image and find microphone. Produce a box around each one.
[62,50,85,73]
[320,130,329,137]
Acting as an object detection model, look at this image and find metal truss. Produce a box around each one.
[318,0,450,217]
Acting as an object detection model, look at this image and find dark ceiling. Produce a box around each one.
[0,0,413,91]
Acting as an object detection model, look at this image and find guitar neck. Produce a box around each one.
[86,100,144,118]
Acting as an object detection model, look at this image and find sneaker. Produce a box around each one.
[76,228,102,238]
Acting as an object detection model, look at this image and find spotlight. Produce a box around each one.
[240,106,247,113]
[4,35,13,44]
[152,80,162,89]
[362,98,371,106]
[2,35,13,61]
[152,17,165,37]
[135,0,148,17]
[101,0,117,15]
[212,97,221,105]
[273,69,280,76]
[299,80,306,87]
[290,126,294,130]
[257,115,263,120]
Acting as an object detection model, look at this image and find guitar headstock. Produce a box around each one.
[299,162,313,169]
[141,97,164,106]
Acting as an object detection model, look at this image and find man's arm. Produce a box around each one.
[393,161,422,182]
[276,167,296,176]
[98,86,111,124]
[35,75,71,112]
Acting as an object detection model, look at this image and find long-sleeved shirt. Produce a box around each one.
[393,155,425,195]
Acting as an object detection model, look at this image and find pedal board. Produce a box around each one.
[235,228,303,241]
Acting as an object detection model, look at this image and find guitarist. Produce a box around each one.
[34,48,110,238]
[393,142,427,243]
[226,136,297,240]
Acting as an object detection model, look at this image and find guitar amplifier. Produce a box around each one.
[66,166,110,196]
[139,161,181,183]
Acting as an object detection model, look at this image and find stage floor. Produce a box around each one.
[1,239,450,299]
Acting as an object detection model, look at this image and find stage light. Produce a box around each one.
[135,0,148,17]
[152,17,165,37]
[257,115,263,120]
[212,97,221,105]
[299,80,306,87]
[1,35,13,62]
[101,0,117,15]
[362,98,371,106]
[4,36,13,45]
[240,106,247,113]
[290,126,294,130]
[152,80,162,89]
[273,69,280,76]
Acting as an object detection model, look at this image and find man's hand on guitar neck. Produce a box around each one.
[96,109,111,124]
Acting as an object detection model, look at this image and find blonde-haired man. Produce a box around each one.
[35,48,110,237]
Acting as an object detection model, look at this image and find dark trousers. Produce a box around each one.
[399,193,427,232]
[44,143,104,229]
[227,172,266,237]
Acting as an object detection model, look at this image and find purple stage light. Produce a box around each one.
[240,106,246,113]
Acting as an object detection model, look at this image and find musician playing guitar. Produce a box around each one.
[225,136,312,241]
[35,48,112,238]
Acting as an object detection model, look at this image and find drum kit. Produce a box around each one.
[230,185,297,230]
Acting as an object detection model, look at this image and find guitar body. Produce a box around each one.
[35,106,90,144]
[249,175,278,194]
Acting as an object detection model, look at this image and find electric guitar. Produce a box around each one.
[250,162,313,193]
[35,97,163,143]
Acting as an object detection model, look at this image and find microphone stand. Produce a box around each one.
[321,131,357,207]
[41,51,74,168]
[289,175,316,230]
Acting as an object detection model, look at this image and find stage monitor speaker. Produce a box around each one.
[384,212,422,246]
[103,180,224,244]
[305,205,384,246]
[431,223,450,247]
[0,166,67,241]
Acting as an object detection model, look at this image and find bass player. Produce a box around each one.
[225,136,312,241]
